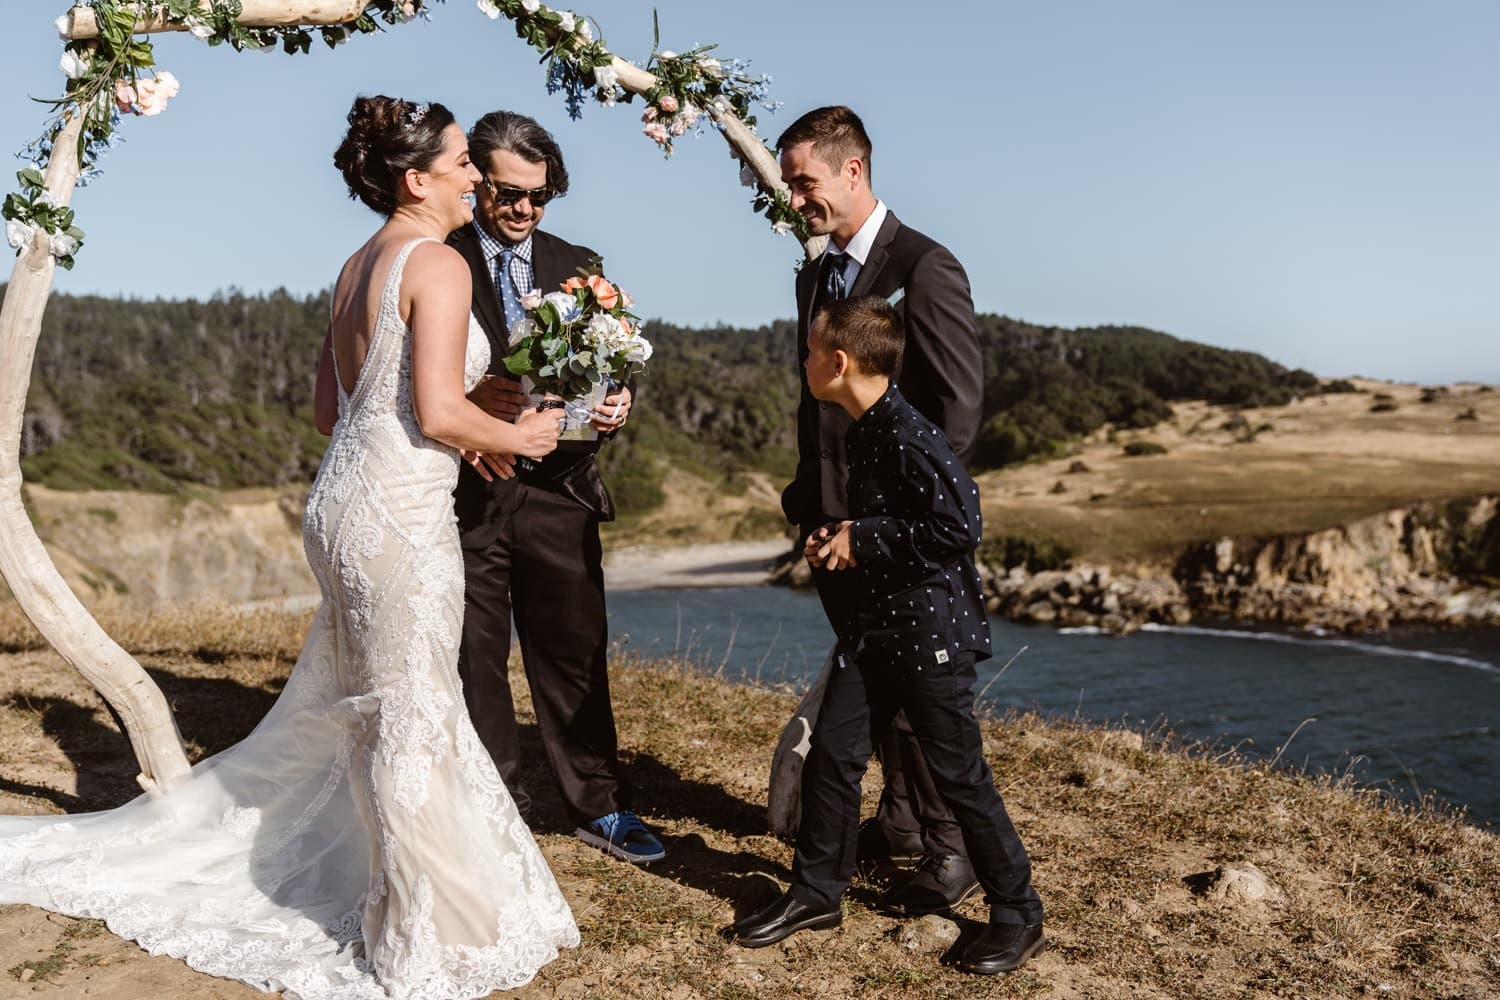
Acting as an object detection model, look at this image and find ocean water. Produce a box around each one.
[606,586,1500,825]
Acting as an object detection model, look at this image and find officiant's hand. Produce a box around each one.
[816,521,858,571]
[590,384,633,431]
[469,375,528,423]
[462,450,516,482]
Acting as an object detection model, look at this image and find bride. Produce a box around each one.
[0,95,578,998]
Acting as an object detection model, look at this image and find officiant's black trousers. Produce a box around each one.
[807,558,966,858]
[457,481,629,826]
[790,646,1044,926]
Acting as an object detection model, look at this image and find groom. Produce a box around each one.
[776,106,990,915]
[450,110,664,864]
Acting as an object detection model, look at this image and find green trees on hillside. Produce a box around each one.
[4,283,1325,507]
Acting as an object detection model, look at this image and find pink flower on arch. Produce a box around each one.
[135,71,180,117]
[113,79,137,114]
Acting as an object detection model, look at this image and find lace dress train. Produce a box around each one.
[0,238,578,999]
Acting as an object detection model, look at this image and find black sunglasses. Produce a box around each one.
[481,177,556,207]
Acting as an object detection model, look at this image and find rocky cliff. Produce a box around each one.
[983,495,1500,632]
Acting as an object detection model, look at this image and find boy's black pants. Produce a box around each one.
[789,644,1044,926]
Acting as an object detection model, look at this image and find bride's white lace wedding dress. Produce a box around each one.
[0,238,579,998]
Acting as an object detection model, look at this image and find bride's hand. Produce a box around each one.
[513,404,565,458]
[462,450,516,482]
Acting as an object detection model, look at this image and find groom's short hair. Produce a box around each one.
[468,111,570,197]
[777,105,872,182]
[814,297,903,378]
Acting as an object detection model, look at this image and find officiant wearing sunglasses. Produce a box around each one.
[448,110,665,865]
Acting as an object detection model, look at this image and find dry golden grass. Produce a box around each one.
[0,605,1495,998]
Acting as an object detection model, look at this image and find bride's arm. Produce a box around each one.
[407,244,562,457]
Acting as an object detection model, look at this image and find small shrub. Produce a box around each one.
[977,533,1073,573]
[1456,407,1479,422]
[1123,440,1167,456]
[1320,378,1360,394]
[1419,387,1449,404]
[1370,401,1399,413]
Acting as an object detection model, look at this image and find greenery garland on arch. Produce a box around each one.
[4,0,809,274]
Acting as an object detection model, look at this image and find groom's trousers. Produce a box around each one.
[789,645,1044,925]
[457,479,629,825]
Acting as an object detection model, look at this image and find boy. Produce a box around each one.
[730,297,1045,975]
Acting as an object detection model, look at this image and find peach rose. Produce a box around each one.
[135,71,180,117]
[585,274,619,309]
[658,95,679,114]
[113,79,137,114]
[560,276,587,293]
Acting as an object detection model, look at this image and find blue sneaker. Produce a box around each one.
[575,810,666,864]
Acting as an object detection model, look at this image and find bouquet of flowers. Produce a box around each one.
[503,271,652,441]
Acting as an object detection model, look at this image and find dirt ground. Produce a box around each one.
[0,606,1495,999]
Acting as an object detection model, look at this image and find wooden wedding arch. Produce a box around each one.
[0,0,824,794]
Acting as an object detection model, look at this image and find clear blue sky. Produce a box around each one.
[4,1,1496,382]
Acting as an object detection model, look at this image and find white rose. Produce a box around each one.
[6,220,36,251]
[476,0,501,19]
[583,311,619,348]
[697,57,722,77]
[593,64,618,90]
[59,49,89,80]
[625,338,653,364]
[507,316,536,348]
[521,0,540,11]
[557,11,576,32]
[542,291,581,323]
[520,288,544,311]
[577,18,593,41]
[50,232,79,258]
[54,14,72,39]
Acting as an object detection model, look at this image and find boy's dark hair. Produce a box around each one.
[776,105,872,181]
[814,296,904,377]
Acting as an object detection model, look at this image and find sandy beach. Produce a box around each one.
[601,538,787,590]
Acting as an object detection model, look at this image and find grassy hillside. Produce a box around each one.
[0,604,1495,997]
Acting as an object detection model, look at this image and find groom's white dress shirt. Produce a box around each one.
[823,199,888,291]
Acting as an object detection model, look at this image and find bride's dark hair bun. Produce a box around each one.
[333,95,457,216]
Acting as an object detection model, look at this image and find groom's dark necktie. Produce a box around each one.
[820,250,848,305]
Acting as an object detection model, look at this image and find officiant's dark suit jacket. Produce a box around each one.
[447,222,632,826]
[451,225,615,541]
[782,209,985,858]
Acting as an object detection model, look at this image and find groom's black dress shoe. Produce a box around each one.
[728,892,841,948]
[876,853,980,915]
[956,922,1045,975]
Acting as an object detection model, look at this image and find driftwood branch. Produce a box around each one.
[61,1,366,39]
[608,56,827,261]
[0,113,192,794]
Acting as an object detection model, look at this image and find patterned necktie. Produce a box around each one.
[821,251,848,303]
[497,248,525,332]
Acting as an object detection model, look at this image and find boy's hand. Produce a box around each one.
[803,522,836,568]
[817,520,858,571]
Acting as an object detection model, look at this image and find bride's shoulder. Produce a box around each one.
[404,239,468,283]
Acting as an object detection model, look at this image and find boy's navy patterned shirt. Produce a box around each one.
[839,384,992,663]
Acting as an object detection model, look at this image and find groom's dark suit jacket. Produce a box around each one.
[449,224,615,545]
[781,209,984,527]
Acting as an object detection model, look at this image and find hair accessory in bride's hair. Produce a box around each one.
[404,102,430,128]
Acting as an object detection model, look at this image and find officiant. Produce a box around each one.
[449,109,665,865]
